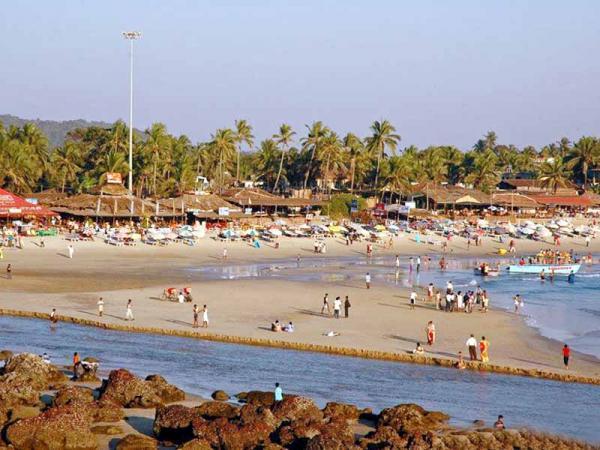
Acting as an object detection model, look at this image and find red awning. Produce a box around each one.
[530,194,596,207]
[0,188,58,217]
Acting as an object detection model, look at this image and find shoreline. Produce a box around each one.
[2,308,598,386]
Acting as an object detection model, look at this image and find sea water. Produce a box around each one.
[0,316,598,442]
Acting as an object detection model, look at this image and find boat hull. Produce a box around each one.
[507,264,581,275]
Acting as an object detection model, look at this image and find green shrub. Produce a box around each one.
[326,194,367,219]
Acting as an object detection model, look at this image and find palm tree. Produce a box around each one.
[365,120,400,189]
[418,148,448,184]
[316,132,345,193]
[464,150,499,192]
[301,121,329,190]
[255,139,281,189]
[51,142,81,193]
[209,128,237,192]
[272,124,295,193]
[343,133,365,193]
[384,157,413,202]
[234,120,254,182]
[97,149,129,183]
[567,137,599,187]
[144,123,170,195]
[539,158,572,193]
[0,140,36,193]
[20,123,49,176]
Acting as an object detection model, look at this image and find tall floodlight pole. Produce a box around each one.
[122,31,141,196]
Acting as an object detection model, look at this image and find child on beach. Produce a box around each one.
[202,305,209,328]
[125,299,134,321]
[97,298,104,317]
[193,304,199,328]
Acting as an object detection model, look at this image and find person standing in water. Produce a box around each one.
[567,271,575,283]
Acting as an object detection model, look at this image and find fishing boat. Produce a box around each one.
[506,263,581,275]
[473,263,500,277]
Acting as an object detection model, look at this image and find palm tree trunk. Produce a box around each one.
[236,148,240,183]
[303,148,316,190]
[153,159,158,196]
[274,150,285,193]
[350,158,356,193]
[374,149,382,189]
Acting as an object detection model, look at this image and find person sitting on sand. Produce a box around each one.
[283,322,294,333]
[412,342,425,355]
[271,320,282,332]
[494,415,505,429]
[324,331,340,337]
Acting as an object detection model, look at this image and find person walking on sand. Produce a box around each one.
[416,256,421,272]
[365,272,371,289]
[333,296,342,319]
[563,344,570,369]
[321,293,330,315]
[344,296,351,318]
[466,334,478,361]
[222,247,228,259]
[409,290,417,310]
[426,321,436,345]
[125,299,134,321]
[202,304,209,328]
[193,304,199,328]
[395,255,400,269]
[479,336,490,363]
[67,244,74,259]
[274,382,283,403]
[97,297,104,317]
[6,264,12,280]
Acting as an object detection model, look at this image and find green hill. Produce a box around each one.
[0,114,116,148]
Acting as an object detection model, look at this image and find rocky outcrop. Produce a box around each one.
[236,390,277,407]
[5,404,97,450]
[153,404,200,445]
[52,386,123,423]
[377,403,450,435]
[322,402,361,422]
[211,390,230,401]
[99,369,182,408]
[145,374,186,403]
[3,353,67,390]
[116,434,157,450]
[195,401,239,420]
[90,424,123,435]
[271,396,323,424]
[53,386,95,407]
[178,439,212,450]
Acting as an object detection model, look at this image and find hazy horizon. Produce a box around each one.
[1,0,599,149]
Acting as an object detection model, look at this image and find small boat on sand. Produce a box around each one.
[506,264,581,275]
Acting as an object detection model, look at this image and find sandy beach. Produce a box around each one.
[1,233,599,382]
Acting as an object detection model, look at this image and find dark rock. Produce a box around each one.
[145,374,186,403]
[377,403,449,435]
[91,424,123,435]
[5,404,97,449]
[53,386,95,407]
[116,434,157,450]
[3,353,67,390]
[0,350,13,361]
[236,390,276,407]
[178,438,212,450]
[239,404,278,430]
[322,402,360,422]
[191,416,272,450]
[211,390,230,401]
[195,401,239,420]
[271,396,323,424]
[153,404,199,444]
[99,369,163,408]
[0,371,42,408]
[9,405,42,422]
[358,425,409,449]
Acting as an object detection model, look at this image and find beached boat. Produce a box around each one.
[506,263,581,275]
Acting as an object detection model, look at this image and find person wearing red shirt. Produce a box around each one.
[562,344,570,370]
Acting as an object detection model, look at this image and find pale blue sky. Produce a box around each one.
[1,0,599,149]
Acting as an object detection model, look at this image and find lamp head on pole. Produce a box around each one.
[122,31,142,40]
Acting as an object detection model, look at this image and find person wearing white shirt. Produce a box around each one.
[365,272,371,289]
[446,281,453,294]
[466,334,478,360]
[409,291,417,310]
[333,297,342,319]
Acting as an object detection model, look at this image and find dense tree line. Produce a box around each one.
[1,119,599,197]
